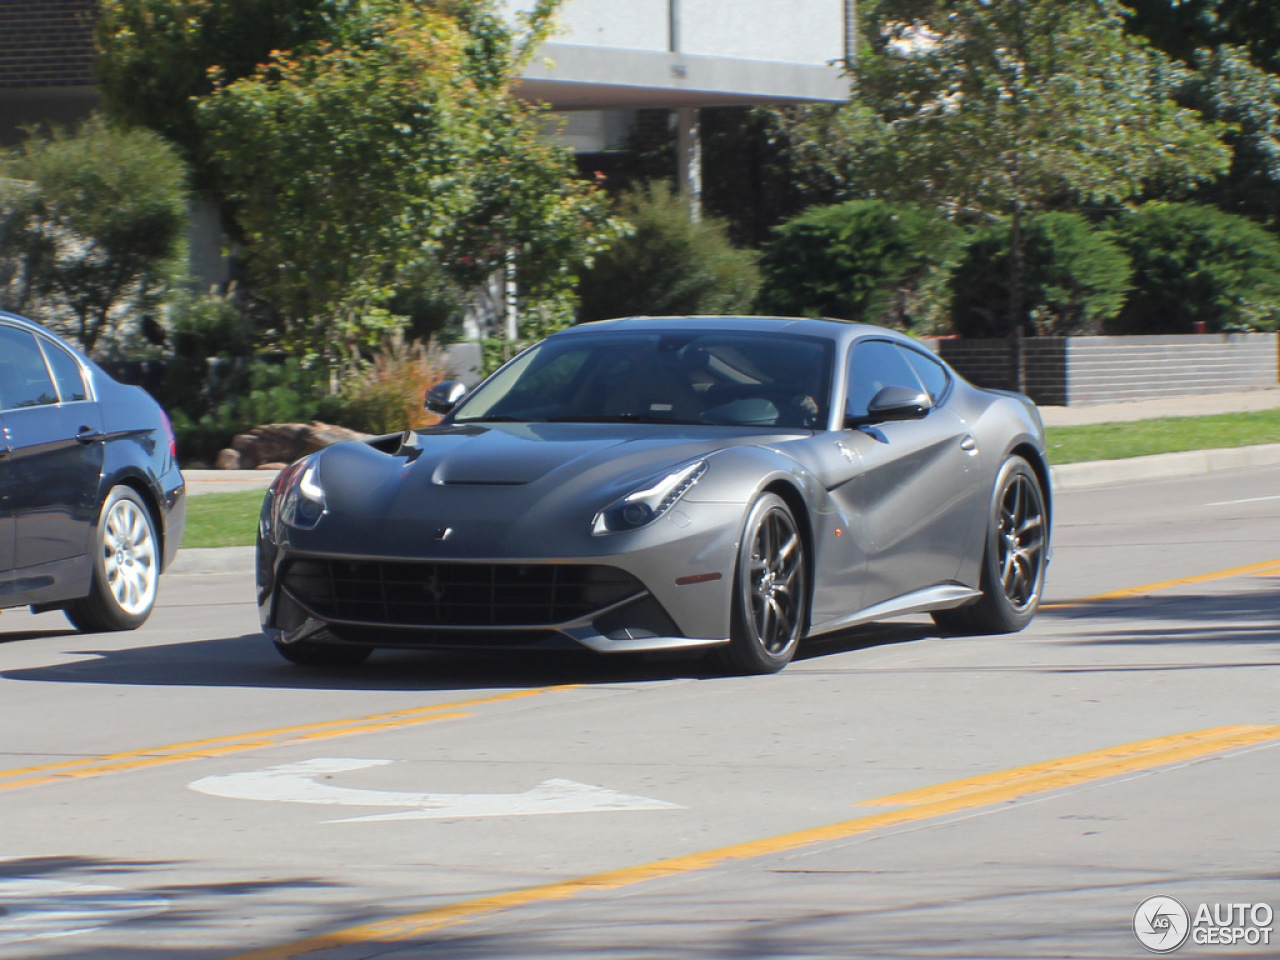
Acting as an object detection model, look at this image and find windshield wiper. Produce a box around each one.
[453,415,526,423]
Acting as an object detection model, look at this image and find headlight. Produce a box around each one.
[269,455,327,531]
[593,460,707,535]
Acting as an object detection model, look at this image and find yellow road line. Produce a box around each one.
[0,688,565,792]
[220,724,1280,960]
[1041,557,1280,610]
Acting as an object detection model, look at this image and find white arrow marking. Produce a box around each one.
[189,758,683,822]
[0,877,168,945]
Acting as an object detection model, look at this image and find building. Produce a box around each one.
[509,0,852,212]
[0,1,99,145]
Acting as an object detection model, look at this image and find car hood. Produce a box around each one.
[334,421,799,491]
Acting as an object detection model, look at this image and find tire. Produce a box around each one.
[719,493,808,674]
[273,637,373,667]
[65,486,160,633]
[932,456,1047,636]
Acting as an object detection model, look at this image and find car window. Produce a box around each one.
[40,338,89,402]
[902,347,950,403]
[845,340,927,420]
[0,325,59,410]
[457,332,832,429]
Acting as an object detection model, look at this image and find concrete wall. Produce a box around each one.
[936,335,1280,406]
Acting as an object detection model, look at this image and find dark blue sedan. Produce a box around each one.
[0,311,185,631]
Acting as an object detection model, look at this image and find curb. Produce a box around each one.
[1050,442,1280,491]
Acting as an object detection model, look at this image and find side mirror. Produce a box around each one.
[425,380,468,415]
[846,385,932,428]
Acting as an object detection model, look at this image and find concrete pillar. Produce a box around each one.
[675,105,702,223]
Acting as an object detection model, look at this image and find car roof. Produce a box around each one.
[551,315,906,348]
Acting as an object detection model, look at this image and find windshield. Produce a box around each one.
[455,331,832,429]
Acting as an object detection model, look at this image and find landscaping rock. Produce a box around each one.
[216,422,371,470]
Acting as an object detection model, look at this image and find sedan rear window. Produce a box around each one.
[0,326,58,409]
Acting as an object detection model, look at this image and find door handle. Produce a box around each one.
[75,426,104,443]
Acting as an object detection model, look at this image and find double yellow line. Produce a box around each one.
[222,724,1280,960]
[1041,557,1280,610]
[0,687,559,792]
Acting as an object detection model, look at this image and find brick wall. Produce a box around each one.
[938,334,1279,406]
[0,1,98,89]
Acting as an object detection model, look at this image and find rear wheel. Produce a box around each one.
[65,487,159,633]
[719,493,808,674]
[933,456,1047,635]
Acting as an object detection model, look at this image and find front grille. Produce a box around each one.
[280,558,644,629]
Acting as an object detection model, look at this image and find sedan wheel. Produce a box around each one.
[721,493,808,674]
[933,456,1047,635]
[66,487,159,633]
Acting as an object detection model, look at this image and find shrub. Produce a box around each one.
[168,357,338,465]
[334,335,451,435]
[757,200,961,330]
[576,181,761,322]
[1106,202,1280,333]
[950,212,1133,337]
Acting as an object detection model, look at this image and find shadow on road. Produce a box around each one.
[0,621,932,692]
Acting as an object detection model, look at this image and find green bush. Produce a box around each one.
[757,200,960,330]
[951,213,1132,338]
[169,357,339,465]
[1106,202,1280,333]
[576,181,761,322]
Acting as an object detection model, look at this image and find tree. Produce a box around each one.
[757,200,960,329]
[792,0,1229,355]
[0,117,188,355]
[95,0,342,181]
[192,0,614,355]
[576,182,761,324]
[1122,3,1280,228]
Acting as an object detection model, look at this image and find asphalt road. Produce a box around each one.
[0,465,1277,959]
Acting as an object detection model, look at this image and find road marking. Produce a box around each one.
[0,687,569,793]
[189,758,682,822]
[218,724,1280,960]
[1040,557,1280,610]
[0,877,168,945]
[1206,493,1280,506]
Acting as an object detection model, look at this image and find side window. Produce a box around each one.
[845,340,926,420]
[0,325,59,410]
[902,347,950,404]
[40,339,89,402]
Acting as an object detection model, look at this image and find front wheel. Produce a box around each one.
[933,456,1047,636]
[719,493,808,674]
[65,487,160,633]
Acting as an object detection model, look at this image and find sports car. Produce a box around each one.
[1,310,185,632]
[256,316,1050,673]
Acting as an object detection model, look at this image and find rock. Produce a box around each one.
[214,448,242,470]
[220,422,371,470]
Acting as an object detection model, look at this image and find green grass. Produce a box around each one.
[1045,408,1280,464]
[183,489,265,549]
[180,409,1280,549]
